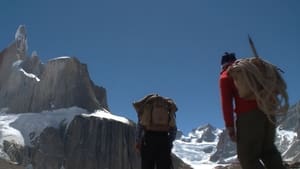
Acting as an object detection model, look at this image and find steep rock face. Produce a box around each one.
[210,130,236,163]
[21,114,140,169]
[0,26,191,169]
[0,37,108,113]
[0,158,25,169]
[0,43,38,113]
[1,113,189,169]
[282,139,300,163]
[278,101,300,163]
[31,57,105,112]
[279,102,300,134]
[30,127,65,169]
[195,124,218,143]
[210,101,300,164]
[64,115,139,169]
[172,154,193,169]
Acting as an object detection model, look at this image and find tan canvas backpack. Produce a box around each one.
[133,94,177,131]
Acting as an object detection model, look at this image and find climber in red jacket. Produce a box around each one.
[219,52,286,169]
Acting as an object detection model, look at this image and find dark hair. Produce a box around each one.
[221,52,236,65]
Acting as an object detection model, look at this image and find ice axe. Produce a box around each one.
[248,34,259,58]
[248,35,284,73]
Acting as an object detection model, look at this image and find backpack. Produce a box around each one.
[227,57,289,118]
[133,94,177,131]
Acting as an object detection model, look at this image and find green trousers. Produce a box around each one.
[236,109,286,169]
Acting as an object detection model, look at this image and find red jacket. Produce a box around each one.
[219,69,258,127]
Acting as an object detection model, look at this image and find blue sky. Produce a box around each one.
[1,0,299,134]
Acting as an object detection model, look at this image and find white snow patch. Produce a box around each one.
[82,109,130,124]
[0,107,87,147]
[20,68,40,82]
[49,56,71,61]
[0,107,130,154]
[277,128,297,140]
[12,60,23,68]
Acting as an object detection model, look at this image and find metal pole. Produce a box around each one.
[248,35,259,58]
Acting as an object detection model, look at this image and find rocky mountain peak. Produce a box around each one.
[15,25,28,59]
[195,123,215,131]
[192,123,220,143]
[0,25,108,113]
[0,25,193,169]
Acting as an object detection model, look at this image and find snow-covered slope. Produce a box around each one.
[173,102,300,169]
[0,107,130,161]
[172,124,224,169]
[1,101,299,169]
[173,126,298,169]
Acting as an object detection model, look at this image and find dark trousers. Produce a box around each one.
[141,131,172,169]
[236,109,286,169]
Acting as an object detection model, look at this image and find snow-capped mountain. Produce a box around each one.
[173,101,300,169]
[173,124,224,168]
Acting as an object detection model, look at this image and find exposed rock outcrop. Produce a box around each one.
[172,154,193,169]
[63,115,139,169]
[0,26,190,169]
[2,113,190,169]
[210,130,236,163]
[0,27,108,113]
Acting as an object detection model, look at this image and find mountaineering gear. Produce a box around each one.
[133,94,177,131]
[219,36,287,169]
[219,58,287,169]
[229,36,289,121]
[236,109,286,169]
[133,93,177,169]
[248,35,259,58]
[227,57,289,122]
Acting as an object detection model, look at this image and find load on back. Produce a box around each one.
[133,94,177,131]
[227,36,289,121]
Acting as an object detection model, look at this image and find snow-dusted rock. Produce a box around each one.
[0,25,108,113]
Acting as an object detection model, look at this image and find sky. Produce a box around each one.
[0,0,299,134]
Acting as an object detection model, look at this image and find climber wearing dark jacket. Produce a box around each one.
[133,94,177,169]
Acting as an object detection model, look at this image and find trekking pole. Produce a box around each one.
[248,34,259,58]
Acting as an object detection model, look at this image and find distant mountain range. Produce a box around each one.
[173,101,300,168]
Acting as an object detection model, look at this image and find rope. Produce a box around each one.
[228,57,289,123]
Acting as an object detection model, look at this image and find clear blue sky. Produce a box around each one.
[1,0,299,134]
